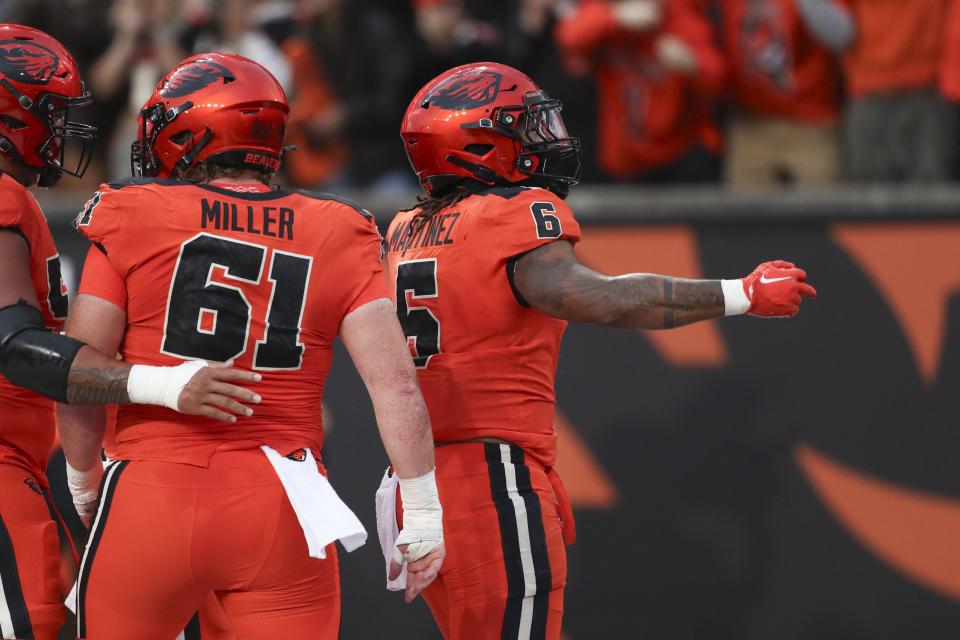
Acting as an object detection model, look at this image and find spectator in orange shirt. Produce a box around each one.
[834,0,955,181]
[717,0,845,186]
[940,0,960,103]
[556,0,726,183]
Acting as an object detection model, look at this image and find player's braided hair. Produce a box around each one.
[399,182,478,250]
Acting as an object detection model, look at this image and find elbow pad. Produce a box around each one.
[0,301,85,403]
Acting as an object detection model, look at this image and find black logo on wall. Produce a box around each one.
[0,40,59,85]
[160,60,235,99]
[428,71,502,110]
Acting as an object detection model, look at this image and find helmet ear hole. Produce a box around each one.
[463,144,494,156]
[169,131,193,145]
[0,115,27,130]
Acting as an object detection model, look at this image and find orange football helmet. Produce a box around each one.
[0,24,96,187]
[401,62,581,195]
[132,53,289,178]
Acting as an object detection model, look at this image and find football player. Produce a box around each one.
[385,62,817,639]
[0,25,259,640]
[59,53,444,640]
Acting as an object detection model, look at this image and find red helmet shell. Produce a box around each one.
[401,62,580,194]
[0,24,95,185]
[133,53,289,178]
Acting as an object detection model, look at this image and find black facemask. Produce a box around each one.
[497,91,582,187]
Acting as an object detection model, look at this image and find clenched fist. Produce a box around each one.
[740,260,817,317]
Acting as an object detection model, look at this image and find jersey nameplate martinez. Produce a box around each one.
[386,212,461,253]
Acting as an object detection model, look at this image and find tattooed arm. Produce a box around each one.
[0,231,260,415]
[58,293,124,484]
[512,240,724,330]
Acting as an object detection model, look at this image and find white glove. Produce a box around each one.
[126,360,208,411]
[614,0,662,30]
[65,460,103,528]
[393,470,444,565]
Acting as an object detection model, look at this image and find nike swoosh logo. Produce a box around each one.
[760,275,791,284]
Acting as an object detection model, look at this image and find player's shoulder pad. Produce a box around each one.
[290,189,376,222]
[77,178,188,229]
[0,171,41,231]
[478,185,567,207]
[477,185,537,201]
[476,185,569,219]
[105,177,189,190]
[0,170,34,206]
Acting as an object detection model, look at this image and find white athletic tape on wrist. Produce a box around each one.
[127,360,208,411]
[721,279,751,316]
[394,469,443,564]
[65,459,102,505]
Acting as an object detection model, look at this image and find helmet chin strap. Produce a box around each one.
[175,127,214,175]
[444,154,505,186]
[441,153,570,199]
[37,164,61,188]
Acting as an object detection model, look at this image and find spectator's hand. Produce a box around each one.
[416,2,463,54]
[110,0,148,40]
[306,107,346,145]
[519,0,562,35]
[656,34,698,74]
[614,0,662,31]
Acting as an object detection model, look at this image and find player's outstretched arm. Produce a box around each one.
[0,232,261,416]
[513,240,817,329]
[341,298,445,603]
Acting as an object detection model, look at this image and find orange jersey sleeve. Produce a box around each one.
[483,187,582,260]
[336,210,389,317]
[386,186,581,467]
[0,175,29,227]
[0,173,69,473]
[78,244,127,309]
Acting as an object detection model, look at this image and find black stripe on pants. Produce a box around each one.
[0,513,33,639]
[484,443,553,640]
[184,612,202,640]
[76,460,128,639]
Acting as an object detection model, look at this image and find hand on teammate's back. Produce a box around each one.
[174,362,263,423]
[741,260,818,318]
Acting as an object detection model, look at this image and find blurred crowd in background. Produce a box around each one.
[5,0,960,192]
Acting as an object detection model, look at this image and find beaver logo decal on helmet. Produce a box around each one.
[160,60,235,99]
[0,40,59,85]
[427,70,502,110]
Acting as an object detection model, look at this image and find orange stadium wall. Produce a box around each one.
[46,216,960,639]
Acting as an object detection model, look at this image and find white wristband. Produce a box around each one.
[721,279,751,316]
[127,360,208,411]
[395,469,444,564]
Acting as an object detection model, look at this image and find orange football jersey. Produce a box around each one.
[0,172,69,473]
[75,179,388,466]
[385,186,581,468]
